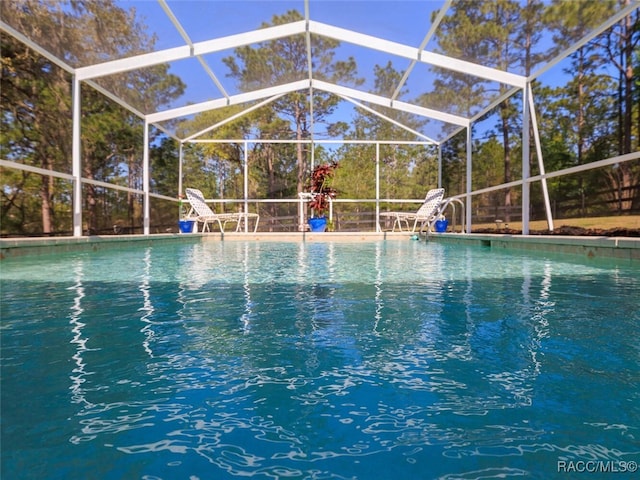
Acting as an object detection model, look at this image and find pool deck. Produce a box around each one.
[1,231,639,264]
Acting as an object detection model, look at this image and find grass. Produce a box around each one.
[471,215,640,232]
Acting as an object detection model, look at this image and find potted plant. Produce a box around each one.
[306,161,339,232]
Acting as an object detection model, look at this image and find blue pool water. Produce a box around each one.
[1,240,639,479]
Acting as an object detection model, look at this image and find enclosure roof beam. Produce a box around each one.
[314,80,469,127]
[183,93,286,142]
[76,21,307,81]
[308,21,526,88]
[530,1,640,82]
[0,20,75,75]
[158,0,230,100]
[148,78,468,129]
[75,17,525,90]
[147,80,309,123]
[391,0,453,102]
[84,79,146,119]
[440,85,522,145]
[339,96,438,144]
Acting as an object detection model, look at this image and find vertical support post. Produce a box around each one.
[298,140,306,232]
[299,194,305,232]
[143,120,150,235]
[328,197,333,224]
[437,144,442,188]
[522,84,531,235]
[243,140,249,233]
[72,76,82,237]
[528,86,554,231]
[465,124,472,233]
[375,142,380,232]
[178,142,184,197]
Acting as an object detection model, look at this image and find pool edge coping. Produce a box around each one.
[2,232,639,263]
[423,232,640,264]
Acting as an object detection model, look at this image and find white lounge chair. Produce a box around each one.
[380,188,445,233]
[184,188,259,233]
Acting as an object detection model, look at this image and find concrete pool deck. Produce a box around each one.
[1,231,639,264]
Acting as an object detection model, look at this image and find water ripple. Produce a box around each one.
[2,241,639,479]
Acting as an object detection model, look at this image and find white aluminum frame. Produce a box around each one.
[1,0,637,237]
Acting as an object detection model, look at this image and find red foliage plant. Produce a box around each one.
[306,161,339,217]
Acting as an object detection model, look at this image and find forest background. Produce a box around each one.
[1,0,638,235]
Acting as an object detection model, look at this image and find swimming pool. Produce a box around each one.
[1,240,638,479]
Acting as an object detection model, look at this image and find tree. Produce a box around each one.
[346,62,432,204]
[178,102,298,223]
[1,0,184,234]
[427,0,527,221]
[223,10,362,196]
[1,0,74,234]
[603,1,639,209]
[545,0,637,214]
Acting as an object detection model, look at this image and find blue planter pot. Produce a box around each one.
[308,217,327,232]
[434,219,448,233]
[178,220,195,233]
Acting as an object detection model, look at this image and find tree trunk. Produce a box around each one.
[577,47,586,216]
[40,172,53,234]
[622,7,633,155]
[266,145,278,230]
[128,152,136,230]
[84,163,97,234]
[500,100,512,222]
[296,115,306,194]
[605,163,636,212]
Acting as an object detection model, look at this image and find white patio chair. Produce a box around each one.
[380,188,445,233]
[184,188,259,233]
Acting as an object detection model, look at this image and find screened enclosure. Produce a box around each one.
[1,0,638,236]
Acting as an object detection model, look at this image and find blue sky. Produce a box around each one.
[129,1,444,95]
[117,0,583,142]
